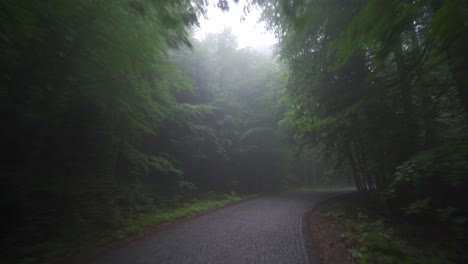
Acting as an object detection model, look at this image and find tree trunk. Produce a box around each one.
[345,143,364,192]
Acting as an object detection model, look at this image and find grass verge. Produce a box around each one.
[110,193,254,241]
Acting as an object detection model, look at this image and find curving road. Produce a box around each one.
[80,189,352,264]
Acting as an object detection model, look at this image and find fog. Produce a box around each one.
[194,0,276,52]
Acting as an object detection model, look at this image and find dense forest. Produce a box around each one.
[2,0,467,262]
[259,0,468,261]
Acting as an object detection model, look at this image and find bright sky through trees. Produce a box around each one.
[194,0,276,51]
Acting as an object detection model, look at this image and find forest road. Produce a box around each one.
[79,189,354,264]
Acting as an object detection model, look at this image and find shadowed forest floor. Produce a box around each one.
[309,193,467,264]
[309,201,356,264]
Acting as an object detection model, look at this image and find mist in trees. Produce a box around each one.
[2,2,315,262]
[259,0,468,259]
[2,0,467,262]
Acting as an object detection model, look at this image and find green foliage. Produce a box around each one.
[404,198,432,215]
[385,145,468,243]
[259,0,468,259]
[324,201,452,264]
[259,0,468,194]
[113,193,246,240]
[1,0,209,262]
[167,30,293,193]
[389,145,468,194]
[178,180,197,192]
[3,2,298,258]
[124,143,183,182]
[341,212,448,264]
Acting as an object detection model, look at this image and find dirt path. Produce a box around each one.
[77,189,353,264]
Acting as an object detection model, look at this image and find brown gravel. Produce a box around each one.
[309,199,356,264]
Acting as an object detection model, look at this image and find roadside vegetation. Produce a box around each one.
[2,1,296,262]
[312,193,463,263]
[259,0,468,261]
[45,192,251,263]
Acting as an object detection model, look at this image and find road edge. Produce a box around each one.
[303,205,322,264]
[60,195,261,264]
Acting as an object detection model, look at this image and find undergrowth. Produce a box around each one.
[111,192,247,241]
[324,194,456,264]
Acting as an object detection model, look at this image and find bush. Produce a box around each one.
[384,145,468,257]
[342,212,449,264]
